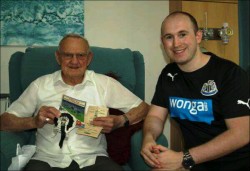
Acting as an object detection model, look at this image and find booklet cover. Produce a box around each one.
[76,106,109,138]
[56,95,109,138]
[53,95,86,148]
[59,95,86,128]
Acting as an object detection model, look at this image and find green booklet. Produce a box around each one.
[59,95,86,128]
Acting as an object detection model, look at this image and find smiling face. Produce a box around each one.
[55,36,93,85]
[161,13,203,67]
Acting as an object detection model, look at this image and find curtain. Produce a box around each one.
[238,0,249,77]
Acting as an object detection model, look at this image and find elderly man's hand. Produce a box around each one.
[35,106,61,128]
[92,115,122,133]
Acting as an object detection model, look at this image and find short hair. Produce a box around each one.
[58,33,90,51]
[161,11,199,35]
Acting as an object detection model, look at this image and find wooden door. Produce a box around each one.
[181,1,239,64]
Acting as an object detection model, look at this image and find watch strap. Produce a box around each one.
[122,114,129,127]
[182,149,195,169]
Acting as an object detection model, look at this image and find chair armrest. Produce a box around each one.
[128,130,168,171]
[0,130,35,171]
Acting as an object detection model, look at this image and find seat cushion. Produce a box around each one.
[106,108,143,165]
[104,73,143,165]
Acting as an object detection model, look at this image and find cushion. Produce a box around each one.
[89,47,136,93]
[106,108,143,165]
[105,72,143,164]
[21,47,59,90]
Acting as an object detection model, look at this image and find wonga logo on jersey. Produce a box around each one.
[169,97,214,124]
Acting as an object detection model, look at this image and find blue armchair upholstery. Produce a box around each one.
[0,46,168,171]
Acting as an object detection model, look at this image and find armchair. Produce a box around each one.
[0,46,168,171]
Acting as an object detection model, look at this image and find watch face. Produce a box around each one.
[182,151,195,169]
[124,120,129,127]
[182,158,195,169]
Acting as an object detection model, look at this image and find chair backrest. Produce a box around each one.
[9,46,145,103]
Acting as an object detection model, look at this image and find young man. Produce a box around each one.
[0,34,149,170]
[141,11,249,171]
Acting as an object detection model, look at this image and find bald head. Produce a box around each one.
[58,34,90,52]
[161,11,199,36]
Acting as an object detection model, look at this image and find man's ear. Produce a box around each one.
[55,51,61,65]
[87,51,93,66]
[196,30,203,43]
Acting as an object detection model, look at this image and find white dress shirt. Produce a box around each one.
[7,70,142,168]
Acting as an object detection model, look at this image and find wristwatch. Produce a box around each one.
[182,150,195,169]
[122,114,129,127]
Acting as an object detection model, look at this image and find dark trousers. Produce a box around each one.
[191,157,250,171]
[23,156,123,171]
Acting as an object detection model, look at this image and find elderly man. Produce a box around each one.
[0,34,149,171]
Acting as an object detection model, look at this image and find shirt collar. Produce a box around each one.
[53,70,94,87]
